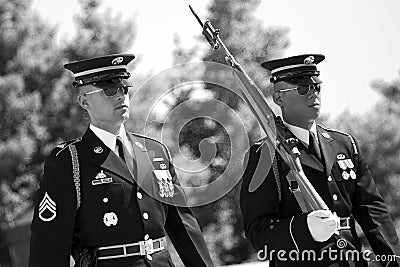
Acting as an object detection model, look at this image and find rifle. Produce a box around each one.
[188,5,329,213]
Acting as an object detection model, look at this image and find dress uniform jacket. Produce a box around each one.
[240,124,399,266]
[29,128,213,267]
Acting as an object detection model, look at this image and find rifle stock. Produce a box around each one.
[189,5,329,212]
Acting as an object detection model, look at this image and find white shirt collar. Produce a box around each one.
[283,120,318,146]
[89,124,132,155]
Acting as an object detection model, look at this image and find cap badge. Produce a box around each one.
[111,56,123,65]
[304,56,315,65]
[94,146,103,154]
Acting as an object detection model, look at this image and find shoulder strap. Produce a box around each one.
[68,144,81,209]
[318,125,358,154]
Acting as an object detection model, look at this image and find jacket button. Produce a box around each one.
[143,212,149,220]
[103,197,109,203]
[332,194,338,201]
[137,192,143,199]
[144,234,149,240]
[327,176,332,182]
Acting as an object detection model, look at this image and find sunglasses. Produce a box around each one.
[279,84,321,96]
[83,86,131,97]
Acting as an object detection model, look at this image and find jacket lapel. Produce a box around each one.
[298,147,325,172]
[83,128,135,185]
[127,132,155,188]
[317,127,338,176]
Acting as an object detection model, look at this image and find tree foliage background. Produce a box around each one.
[0,0,399,266]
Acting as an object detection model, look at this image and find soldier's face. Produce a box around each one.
[79,85,130,128]
[273,82,321,128]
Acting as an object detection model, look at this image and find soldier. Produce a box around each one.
[29,54,214,267]
[240,54,400,266]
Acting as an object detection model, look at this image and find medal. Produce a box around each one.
[342,171,350,180]
[338,160,347,170]
[153,170,174,197]
[349,170,356,180]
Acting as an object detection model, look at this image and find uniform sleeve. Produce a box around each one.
[240,144,317,253]
[162,146,214,267]
[29,149,77,267]
[351,138,400,266]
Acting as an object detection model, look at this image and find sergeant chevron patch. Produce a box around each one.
[38,192,57,222]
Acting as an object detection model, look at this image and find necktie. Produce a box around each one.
[116,138,126,163]
[116,137,135,176]
[309,131,321,160]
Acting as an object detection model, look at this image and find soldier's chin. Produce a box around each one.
[307,107,320,119]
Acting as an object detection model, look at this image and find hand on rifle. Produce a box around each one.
[307,210,340,242]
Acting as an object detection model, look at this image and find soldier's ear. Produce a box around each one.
[77,94,90,110]
[273,92,283,106]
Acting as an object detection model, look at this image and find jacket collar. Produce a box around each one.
[292,125,337,175]
[317,126,337,176]
[82,128,135,185]
[126,132,155,188]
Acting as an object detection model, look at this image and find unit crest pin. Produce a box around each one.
[322,132,330,139]
[94,146,103,154]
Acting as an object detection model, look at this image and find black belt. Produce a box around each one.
[97,237,166,260]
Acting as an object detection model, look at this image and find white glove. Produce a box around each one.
[307,210,339,242]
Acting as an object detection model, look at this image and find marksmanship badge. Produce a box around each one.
[92,170,113,185]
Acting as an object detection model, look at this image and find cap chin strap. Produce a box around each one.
[270,70,320,83]
[73,72,130,87]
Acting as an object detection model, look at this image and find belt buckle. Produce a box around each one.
[140,239,154,256]
[337,217,350,230]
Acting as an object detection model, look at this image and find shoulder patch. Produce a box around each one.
[55,137,82,157]
[318,125,358,154]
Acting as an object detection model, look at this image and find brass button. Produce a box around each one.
[143,212,149,220]
[137,192,143,199]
